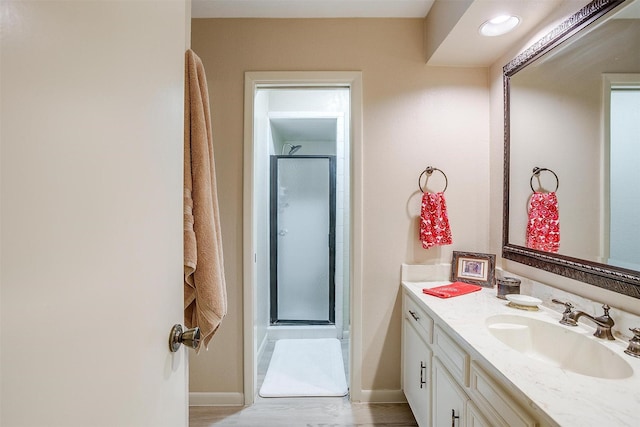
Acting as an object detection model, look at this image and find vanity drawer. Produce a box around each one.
[469,362,536,427]
[403,293,433,344]
[433,325,470,387]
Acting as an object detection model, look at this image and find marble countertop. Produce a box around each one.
[402,281,640,427]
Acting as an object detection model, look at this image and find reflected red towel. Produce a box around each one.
[420,192,453,249]
[526,192,560,253]
[422,282,482,298]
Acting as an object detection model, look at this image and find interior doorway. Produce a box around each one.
[603,74,640,270]
[607,78,640,270]
[243,72,363,404]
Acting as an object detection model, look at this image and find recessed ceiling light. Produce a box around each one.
[479,15,521,37]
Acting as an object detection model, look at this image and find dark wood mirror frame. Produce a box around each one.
[503,0,640,299]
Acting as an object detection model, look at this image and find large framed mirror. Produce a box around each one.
[503,0,640,298]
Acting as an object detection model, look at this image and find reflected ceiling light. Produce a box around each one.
[479,15,520,37]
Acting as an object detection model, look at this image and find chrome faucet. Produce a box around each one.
[552,299,615,340]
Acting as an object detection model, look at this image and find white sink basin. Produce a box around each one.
[486,314,633,379]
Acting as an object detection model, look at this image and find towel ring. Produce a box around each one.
[530,167,559,193]
[419,166,448,193]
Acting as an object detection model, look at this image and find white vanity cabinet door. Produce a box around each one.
[466,401,492,427]
[433,357,467,427]
[403,318,432,427]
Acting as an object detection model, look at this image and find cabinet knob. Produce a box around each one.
[409,310,420,321]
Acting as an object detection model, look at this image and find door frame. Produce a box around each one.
[243,71,363,404]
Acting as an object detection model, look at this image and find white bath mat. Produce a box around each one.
[259,338,348,397]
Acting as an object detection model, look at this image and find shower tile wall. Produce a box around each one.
[335,113,350,338]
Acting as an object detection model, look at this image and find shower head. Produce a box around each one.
[288,145,302,155]
[282,143,302,155]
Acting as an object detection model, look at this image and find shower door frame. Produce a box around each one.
[269,155,337,325]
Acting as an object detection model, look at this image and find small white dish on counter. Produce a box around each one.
[505,294,542,307]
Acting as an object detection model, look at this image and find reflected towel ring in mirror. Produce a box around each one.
[419,166,448,193]
[530,167,559,193]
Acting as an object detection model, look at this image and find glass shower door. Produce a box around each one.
[270,156,336,324]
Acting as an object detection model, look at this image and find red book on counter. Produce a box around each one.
[422,282,482,298]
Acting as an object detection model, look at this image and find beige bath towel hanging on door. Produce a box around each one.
[184,49,227,349]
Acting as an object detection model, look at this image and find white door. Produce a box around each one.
[1,2,189,426]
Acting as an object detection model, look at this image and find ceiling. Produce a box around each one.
[192,0,437,18]
[191,0,591,67]
[270,117,337,143]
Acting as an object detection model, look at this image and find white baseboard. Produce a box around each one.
[189,392,244,406]
[353,389,406,403]
[188,389,404,406]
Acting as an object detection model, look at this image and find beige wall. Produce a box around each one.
[509,74,601,261]
[189,18,489,397]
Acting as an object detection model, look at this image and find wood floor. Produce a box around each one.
[189,398,418,427]
[189,338,417,426]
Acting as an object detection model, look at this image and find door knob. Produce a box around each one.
[169,324,201,352]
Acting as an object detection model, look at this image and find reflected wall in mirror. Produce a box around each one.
[503,0,640,298]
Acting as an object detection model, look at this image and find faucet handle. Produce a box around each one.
[552,299,577,326]
[601,304,611,316]
[625,328,640,358]
[552,299,574,313]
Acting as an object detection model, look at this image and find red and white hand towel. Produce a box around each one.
[526,191,560,253]
[420,192,453,249]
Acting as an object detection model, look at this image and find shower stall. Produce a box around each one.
[270,155,336,325]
